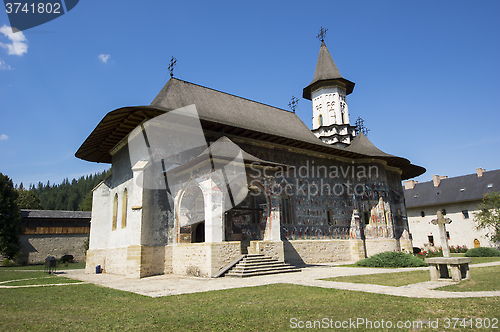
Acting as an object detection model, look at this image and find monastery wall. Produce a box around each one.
[20,234,88,264]
[407,201,493,250]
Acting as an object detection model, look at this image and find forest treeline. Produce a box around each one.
[16,170,109,211]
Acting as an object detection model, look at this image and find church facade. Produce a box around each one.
[77,41,424,278]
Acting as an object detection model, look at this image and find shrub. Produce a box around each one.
[1,258,16,267]
[356,251,427,268]
[414,247,443,259]
[60,254,74,263]
[450,245,468,253]
[465,247,500,257]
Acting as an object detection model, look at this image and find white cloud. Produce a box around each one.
[0,134,9,140]
[98,54,111,63]
[0,25,28,56]
[0,59,12,70]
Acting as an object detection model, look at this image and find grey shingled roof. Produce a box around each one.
[76,78,425,179]
[21,210,91,219]
[151,78,325,146]
[166,136,281,176]
[345,132,394,157]
[404,169,500,208]
[303,42,355,100]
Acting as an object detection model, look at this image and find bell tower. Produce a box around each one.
[303,28,356,147]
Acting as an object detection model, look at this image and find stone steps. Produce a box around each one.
[225,254,301,278]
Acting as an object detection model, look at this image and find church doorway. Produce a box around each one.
[225,183,268,253]
[193,222,205,243]
[178,180,205,243]
[474,239,480,248]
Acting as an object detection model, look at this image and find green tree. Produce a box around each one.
[16,189,42,209]
[78,191,93,211]
[475,192,500,243]
[0,173,22,259]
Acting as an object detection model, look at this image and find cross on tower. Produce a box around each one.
[288,96,299,113]
[316,27,328,43]
[168,56,177,78]
[354,117,370,136]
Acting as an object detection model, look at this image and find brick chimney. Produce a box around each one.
[476,168,486,177]
[404,180,417,190]
[433,175,441,187]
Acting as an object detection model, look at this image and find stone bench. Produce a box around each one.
[425,257,472,282]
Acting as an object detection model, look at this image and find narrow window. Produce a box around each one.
[428,235,434,246]
[363,211,370,225]
[462,210,469,219]
[327,210,333,226]
[446,231,450,240]
[112,193,118,231]
[420,211,425,217]
[319,114,323,126]
[122,189,128,228]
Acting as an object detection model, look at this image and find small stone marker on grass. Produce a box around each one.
[425,210,471,282]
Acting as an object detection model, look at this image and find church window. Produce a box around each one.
[363,211,370,225]
[428,235,434,246]
[319,114,323,126]
[121,189,128,228]
[446,231,450,240]
[327,210,333,225]
[112,193,118,231]
[462,210,469,219]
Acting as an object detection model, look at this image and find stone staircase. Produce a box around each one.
[225,254,301,277]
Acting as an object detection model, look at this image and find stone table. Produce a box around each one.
[424,210,471,282]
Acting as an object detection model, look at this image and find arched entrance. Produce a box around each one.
[178,180,205,243]
[474,238,480,248]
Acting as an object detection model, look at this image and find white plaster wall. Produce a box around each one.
[312,87,343,129]
[107,178,142,248]
[88,181,112,250]
[89,176,142,250]
[408,201,494,250]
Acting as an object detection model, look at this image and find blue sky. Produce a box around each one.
[1,0,499,187]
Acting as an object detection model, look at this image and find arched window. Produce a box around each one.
[112,193,118,231]
[319,114,323,126]
[121,189,128,228]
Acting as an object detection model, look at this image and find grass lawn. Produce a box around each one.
[439,265,500,292]
[323,270,430,286]
[1,278,500,331]
[1,262,500,331]
[0,261,86,271]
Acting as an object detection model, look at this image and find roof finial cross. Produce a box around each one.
[355,117,370,136]
[316,27,328,43]
[168,56,177,77]
[288,96,299,113]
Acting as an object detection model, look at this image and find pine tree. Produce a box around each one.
[0,173,22,259]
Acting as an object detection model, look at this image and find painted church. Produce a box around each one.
[76,39,425,278]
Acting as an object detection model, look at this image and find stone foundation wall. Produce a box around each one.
[20,234,88,264]
[249,241,284,262]
[209,241,241,276]
[85,248,107,274]
[284,240,351,266]
[350,239,366,261]
[364,238,399,257]
[172,242,241,277]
